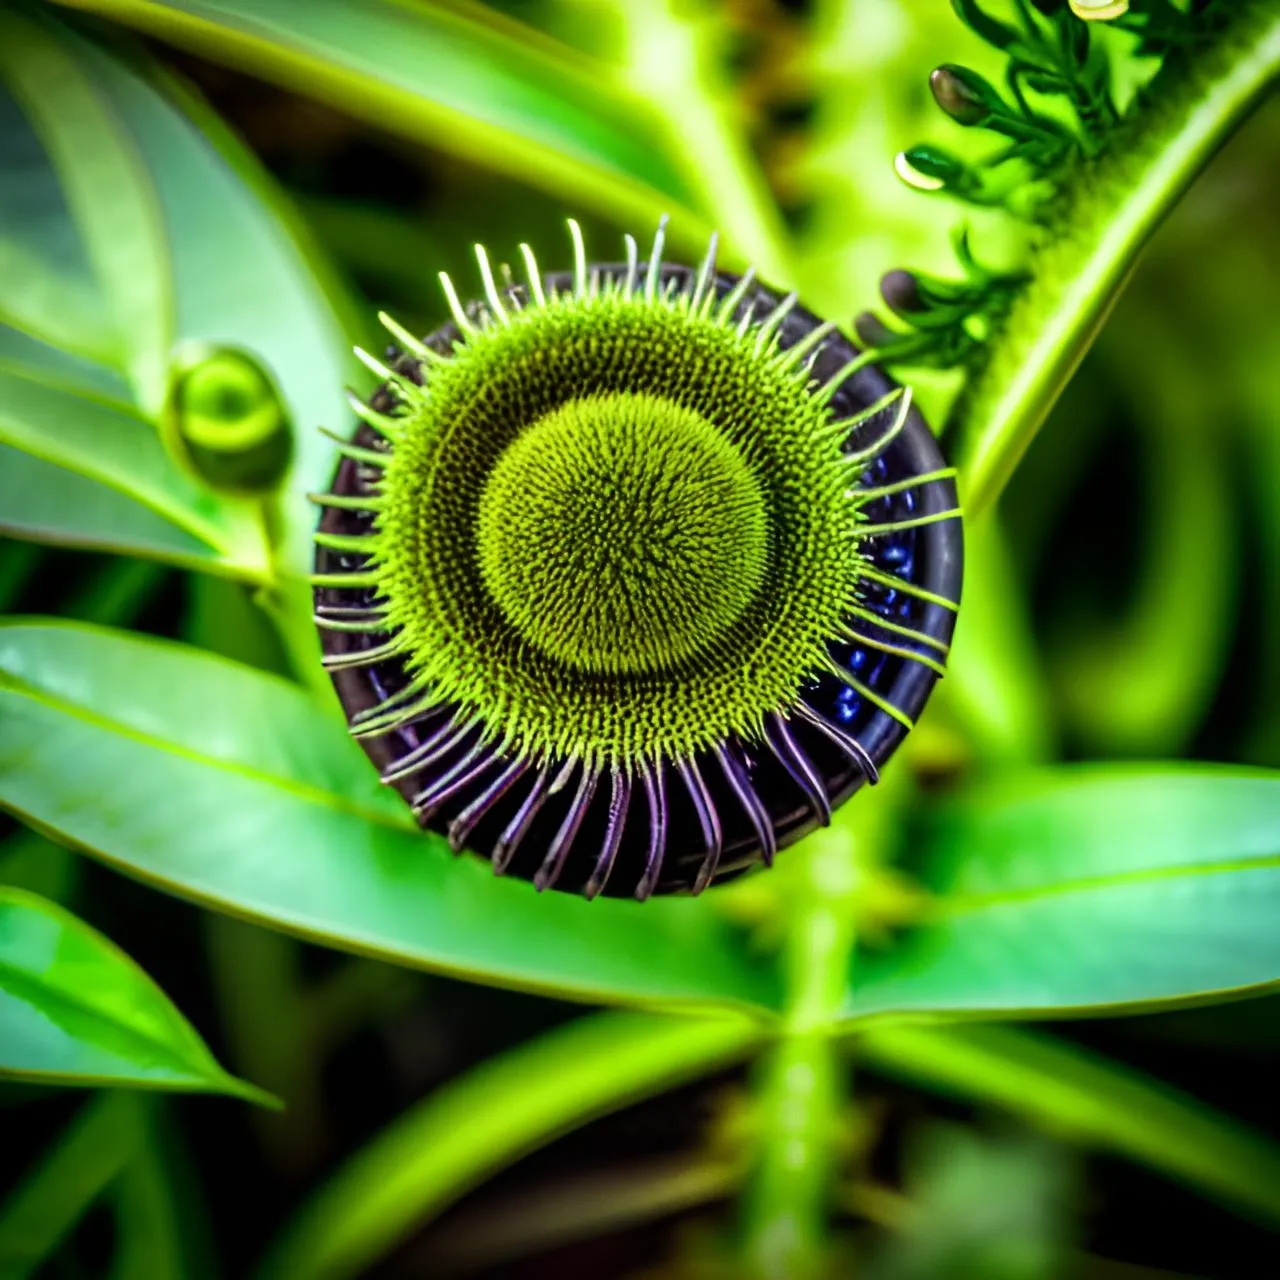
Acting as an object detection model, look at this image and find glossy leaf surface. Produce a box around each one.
[0,364,263,569]
[51,0,695,231]
[0,622,778,1013]
[0,7,171,413]
[0,442,242,575]
[0,9,355,577]
[0,886,268,1100]
[847,766,1280,1020]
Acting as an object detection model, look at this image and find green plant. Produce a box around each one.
[1,0,1279,1276]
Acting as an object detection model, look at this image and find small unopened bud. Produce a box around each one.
[854,312,895,350]
[1069,0,1129,19]
[929,65,999,127]
[163,344,291,494]
[894,146,967,194]
[880,270,925,316]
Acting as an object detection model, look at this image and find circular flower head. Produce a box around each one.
[313,220,963,899]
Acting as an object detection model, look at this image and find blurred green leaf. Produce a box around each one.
[845,766,1280,1020]
[0,364,267,575]
[0,81,115,367]
[416,1152,741,1276]
[0,621,779,1012]
[937,517,1055,765]
[955,4,1280,517]
[0,7,171,413]
[1048,297,1237,756]
[0,443,237,576]
[0,9,357,589]
[258,1010,761,1280]
[0,322,129,400]
[51,0,697,233]
[82,43,361,573]
[861,1123,1076,1280]
[860,1022,1280,1224]
[0,885,271,1101]
[107,1102,188,1280]
[0,1092,139,1278]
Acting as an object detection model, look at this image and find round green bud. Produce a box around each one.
[163,344,291,494]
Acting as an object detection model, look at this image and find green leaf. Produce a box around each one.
[50,0,696,233]
[0,85,115,368]
[107,1103,188,1280]
[0,1093,140,1278]
[859,1022,1280,1224]
[257,1011,762,1280]
[0,7,171,414]
[0,442,243,576]
[0,885,271,1101]
[1049,296,1237,756]
[0,11,357,584]
[77,39,360,573]
[845,766,1280,1020]
[0,322,130,400]
[0,621,778,1013]
[0,363,266,575]
[955,3,1280,517]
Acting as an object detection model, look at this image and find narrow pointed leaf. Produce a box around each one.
[0,622,778,1013]
[258,1012,762,1280]
[49,0,697,232]
[845,766,1280,1021]
[0,8,171,413]
[0,364,265,570]
[860,1023,1280,1224]
[0,443,252,576]
[76,37,360,572]
[0,81,115,366]
[0,886,271,1101]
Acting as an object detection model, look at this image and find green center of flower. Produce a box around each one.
[477,392,768,677]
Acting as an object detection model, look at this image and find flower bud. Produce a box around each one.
[880,270,926,317]
[929,65,1001,127]
[1069,0,1129,19]
[163,344,291,495]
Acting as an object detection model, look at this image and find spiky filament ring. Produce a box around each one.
[314,223,963,898]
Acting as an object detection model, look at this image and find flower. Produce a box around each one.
[313,220,962,899]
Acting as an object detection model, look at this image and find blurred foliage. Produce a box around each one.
[0,0,1278,1276]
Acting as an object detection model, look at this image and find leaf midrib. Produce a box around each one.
[0,957,217,1084]
[0,673,416,833]
[933,852,1280,919]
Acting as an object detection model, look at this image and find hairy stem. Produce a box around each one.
[956,1,1280,517]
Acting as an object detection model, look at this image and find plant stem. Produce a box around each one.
[613,0,796,285]
[739,824,860,1279]
[956,0,1280,518]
